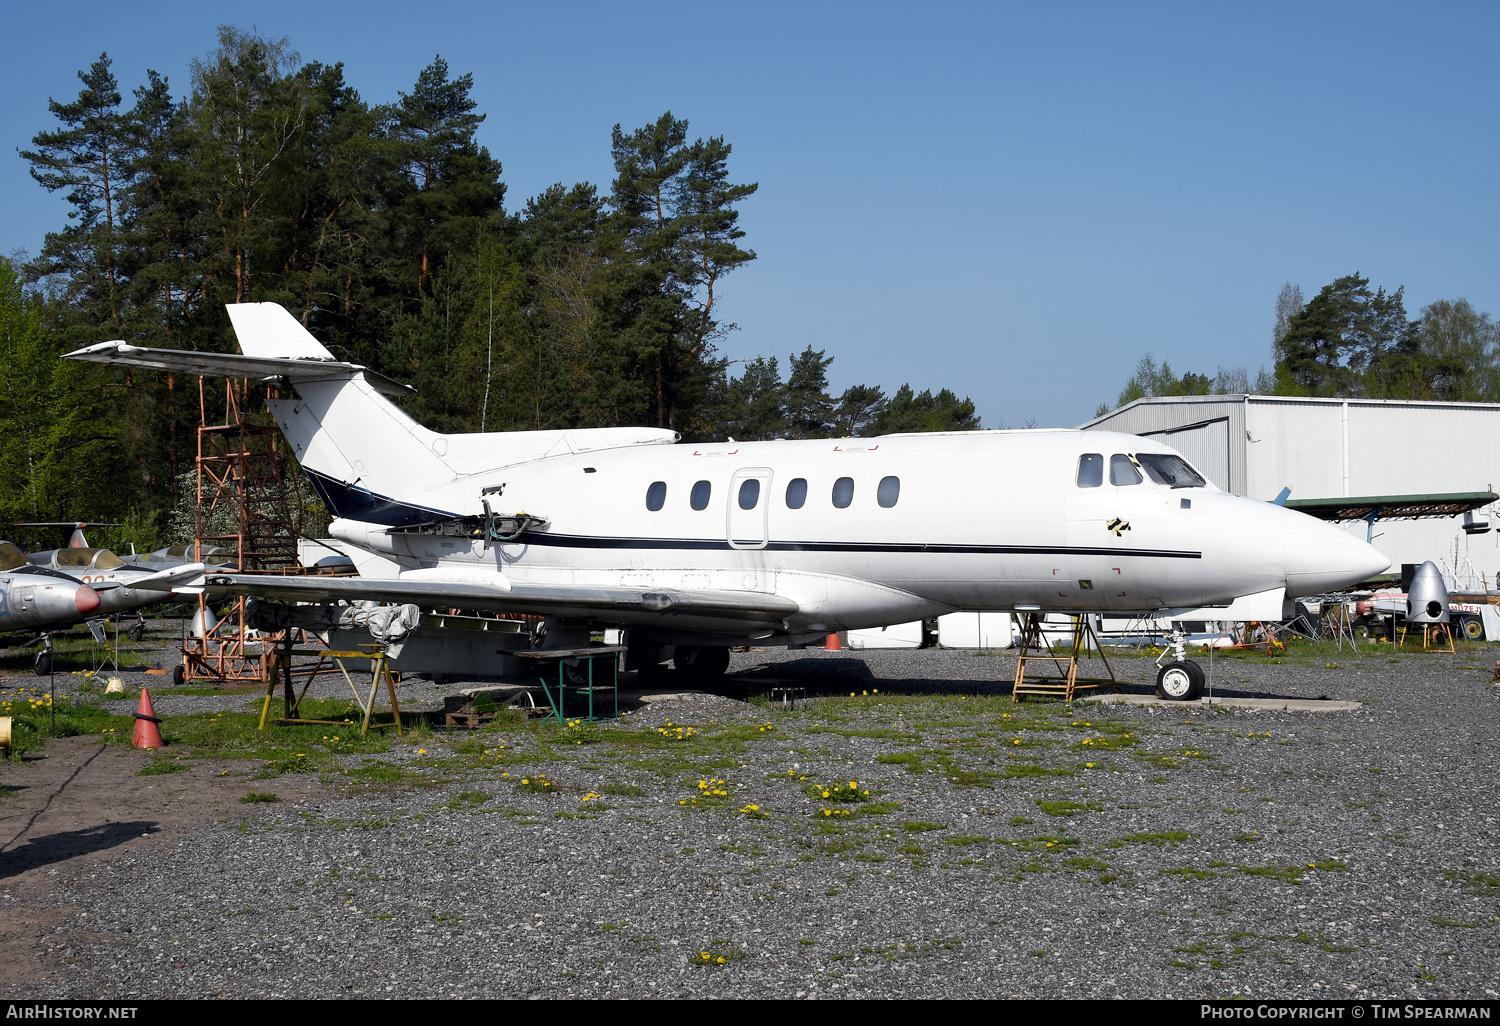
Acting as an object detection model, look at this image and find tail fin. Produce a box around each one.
[66,302,680,527]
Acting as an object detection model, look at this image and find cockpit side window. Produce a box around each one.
[1077,453,1103,488]
[1109,454,1142,486]
[1136,453,1207,488]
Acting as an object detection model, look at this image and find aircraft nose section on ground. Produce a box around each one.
[75,584,101,615]
[1283,515,1391,597]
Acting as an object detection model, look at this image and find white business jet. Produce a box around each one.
[66,304,1389,700]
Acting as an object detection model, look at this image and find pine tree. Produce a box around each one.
[784,346,834,438]
[21,53,131,326]
[385,56,505,312]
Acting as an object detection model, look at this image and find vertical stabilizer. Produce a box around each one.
[226,303,337,361]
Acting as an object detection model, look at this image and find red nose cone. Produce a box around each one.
[75,584,100,615]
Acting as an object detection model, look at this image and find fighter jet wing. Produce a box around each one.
[93,563,210,592]
[198,573,800,626]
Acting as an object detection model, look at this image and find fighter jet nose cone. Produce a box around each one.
[75,584,100,615]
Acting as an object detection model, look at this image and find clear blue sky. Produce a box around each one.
[4,1,1496,427]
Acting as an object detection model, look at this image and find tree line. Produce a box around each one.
[1096,275,1500,416]
[3,28,980,548]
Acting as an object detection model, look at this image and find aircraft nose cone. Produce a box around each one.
[74,584,100,615]
[1284,516,1391,597]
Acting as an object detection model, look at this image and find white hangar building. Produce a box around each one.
[1082,394,1500,589]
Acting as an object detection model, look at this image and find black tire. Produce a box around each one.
[673,645,731,683]
[33,650,52,677]
[1460,617,1484,641]
[129,623,147,642]
[1156,660,1202,701]
[634,660,672,686]
[171,664,186,688]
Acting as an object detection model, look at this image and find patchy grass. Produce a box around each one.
[239,791,280,804]
[1125,831,1196,846]
[137,755,187,775]
[0,692,134,759]
[1034,798,1103,817]
[1443,870,1500,897]
[901,820,945,833]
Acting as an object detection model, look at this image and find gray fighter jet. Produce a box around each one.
[0,540,105,674]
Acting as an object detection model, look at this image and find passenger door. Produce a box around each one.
[727,468,773,550]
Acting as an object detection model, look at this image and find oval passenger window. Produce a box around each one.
[645,481,667,511]
[832,477,854,508]
[785,478,808,509]
[690,480,712,510]
[877,476,900,508]
[738,479,761,510]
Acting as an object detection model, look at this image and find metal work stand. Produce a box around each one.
[259,638,404,737]
[514,646,624,723]
[1011,613,1117,703]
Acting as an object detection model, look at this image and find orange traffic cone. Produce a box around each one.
[133,688,164,750]
[824,632,842,651]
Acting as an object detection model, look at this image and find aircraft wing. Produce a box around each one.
[198,573,800,627]
[123,563,210,592]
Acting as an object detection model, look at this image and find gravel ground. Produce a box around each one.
[3,641,1499,1000]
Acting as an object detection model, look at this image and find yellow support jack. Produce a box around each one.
[1396,621,1455,654]
[258,637,404,737]
[1011,612,1118,703]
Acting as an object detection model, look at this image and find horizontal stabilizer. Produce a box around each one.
[63,341,416,397]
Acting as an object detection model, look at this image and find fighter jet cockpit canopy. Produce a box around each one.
[0,541,27,571]
[1076,452,1207,489]
[53,547,125,570]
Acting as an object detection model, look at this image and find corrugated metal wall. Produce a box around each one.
[1084,395,1500,581]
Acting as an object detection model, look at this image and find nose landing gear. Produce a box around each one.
[1155,626,1204,701]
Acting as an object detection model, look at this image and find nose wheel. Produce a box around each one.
[1155,659,1204,701]
[32,634,54,678]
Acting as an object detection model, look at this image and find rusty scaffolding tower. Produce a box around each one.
[180,377,304,684]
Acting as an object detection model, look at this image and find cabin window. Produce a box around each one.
[738,479,761,510]
[877,476,900,508]
[786,478,808,509]
[1110,454,1142,486]
[1137,453,1207,488]
[690,480,712,510]
[645,481,667,511]
[832,477,855,508]
[1077,453,1103,488]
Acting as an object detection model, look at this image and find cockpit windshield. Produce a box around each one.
[0,542,26,571]
[1136,453,1206,488]
[56,547,124,569]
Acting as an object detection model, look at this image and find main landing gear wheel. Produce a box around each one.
[674,645,730,684]
[33,649,52,677]
[1460,617,1484,641]
[1156,660,1204,701]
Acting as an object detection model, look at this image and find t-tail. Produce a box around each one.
[64,302,679,527]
